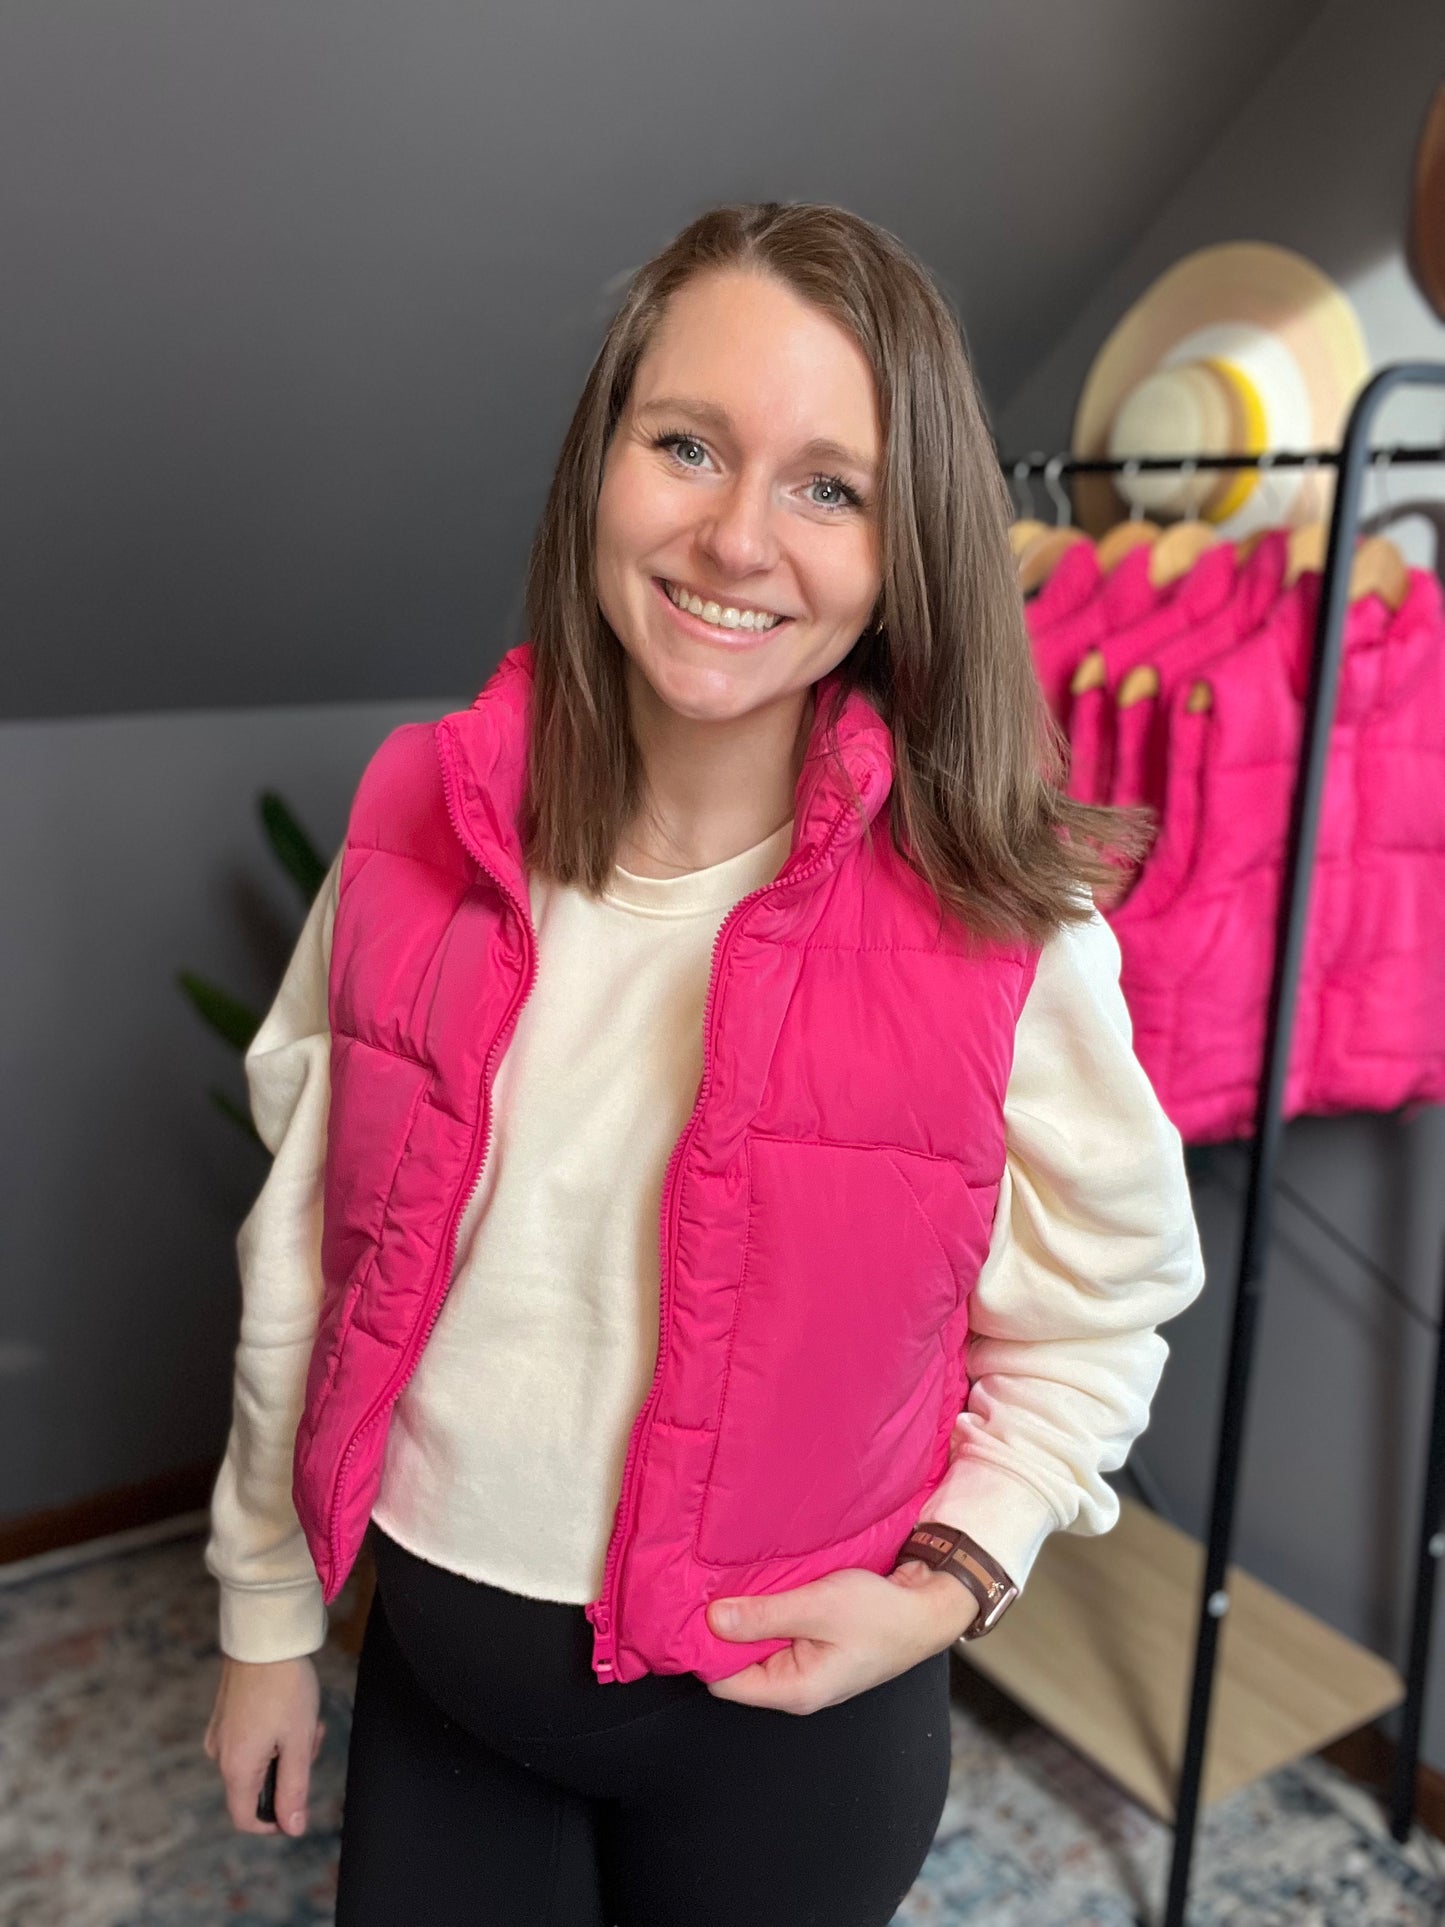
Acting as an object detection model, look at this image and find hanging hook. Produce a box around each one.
[1300,449,1325,525]
[1229,448,1278,550]
[1178,455,1200,519]
[1043,453,1072,527]
[1356,445,1412,608]
[1011,458,1037,521]
[1122,458,1144,522]
[1254,446,1276,515]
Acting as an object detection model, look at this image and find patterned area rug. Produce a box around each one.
[2,1530,1443,1926]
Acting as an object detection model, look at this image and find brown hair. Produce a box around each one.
[520,199,1149,945]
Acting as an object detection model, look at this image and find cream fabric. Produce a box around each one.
[205,828,1205,1663]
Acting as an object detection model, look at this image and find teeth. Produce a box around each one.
[664,581,783,632]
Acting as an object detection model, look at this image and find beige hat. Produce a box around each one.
[1071,242,1370,539]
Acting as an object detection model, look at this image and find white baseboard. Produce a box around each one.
[0,1508,211,1588]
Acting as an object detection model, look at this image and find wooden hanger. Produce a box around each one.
[1186,680,1213,714]
[1348,534,1410,609]
[1284,522,1328,583]
[1355,445,1412,608]
[1149,521,1219,587]
[1284,526,1411,608]
[1018,527,1091,595]
[1096,520,1160,571]
[1118,664,1160,708]
[1009,519,1048,559]
[1069,647,1108,697]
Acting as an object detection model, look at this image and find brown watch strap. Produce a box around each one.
[892,1520,1019,1640]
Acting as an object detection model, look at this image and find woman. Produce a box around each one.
[203,200,1204,1925]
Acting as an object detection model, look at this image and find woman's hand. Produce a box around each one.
[204,1654,326,1836]
[704,1559,979,1713]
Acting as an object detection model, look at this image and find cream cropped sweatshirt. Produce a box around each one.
[205,821,1206,1664]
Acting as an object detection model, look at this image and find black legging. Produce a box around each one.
[335,1523,954,1926]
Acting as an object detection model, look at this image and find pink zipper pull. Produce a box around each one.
[586,1601,616,1680]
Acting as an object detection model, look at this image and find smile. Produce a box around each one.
[658,578,790,634]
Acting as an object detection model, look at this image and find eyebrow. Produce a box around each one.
[635,395,877,477]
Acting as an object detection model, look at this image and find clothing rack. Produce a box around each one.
[1006,441,1445,477]
[1001,361,1445,1927]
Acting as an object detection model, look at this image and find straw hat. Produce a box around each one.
[1071,242,1370,539]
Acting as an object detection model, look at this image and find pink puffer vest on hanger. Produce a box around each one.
[291,642,1040,1683]
[1296,566,1445,1118]
[1026,541,1160,726]
[1064,542,1242,806]
[1106,567,1445,1142]
[1103,581,1322,1141]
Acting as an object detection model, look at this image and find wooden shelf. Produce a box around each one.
[959,1494,1405,1821]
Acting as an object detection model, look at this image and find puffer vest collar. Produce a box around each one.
[434,642,897,920]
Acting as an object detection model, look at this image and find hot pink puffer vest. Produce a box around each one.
[290,642,1040,1683]
[1106,567,1445,1142]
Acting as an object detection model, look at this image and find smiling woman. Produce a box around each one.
[203,199,1204,1927]
[523,201,1148,914]
[593,269,884,776]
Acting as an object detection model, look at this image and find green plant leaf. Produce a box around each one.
[260,792,329,905]
[177,970,262,1052]
[210,1085,264,1148]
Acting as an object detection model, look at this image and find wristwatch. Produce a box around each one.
[892,1521,1019,1640]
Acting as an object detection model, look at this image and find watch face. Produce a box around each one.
[981,1584,1019,1628]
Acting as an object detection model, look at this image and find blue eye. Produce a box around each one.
[653,431,708,468]
[650,429,867,513]
[809,473,864,511]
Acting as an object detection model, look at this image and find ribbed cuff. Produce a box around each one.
[913,1456,1065,1592]
[218,1579,330,1664]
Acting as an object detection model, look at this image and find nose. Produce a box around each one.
[694,468,781,582]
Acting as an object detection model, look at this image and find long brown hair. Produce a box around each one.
[520,199,1148,945]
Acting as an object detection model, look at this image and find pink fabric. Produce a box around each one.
[1066,542,1266,805]
[1101,541,1252,677]
[1106,568,1445,1141]
[1026,543,1159,721]
[1105,577,1320,1139]
[1304,568,1445,1116]
[1107,536,1293,811]
[291,643,1040,1682]
[1023,536,1101,642]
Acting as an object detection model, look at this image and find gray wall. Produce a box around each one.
[998,0,1445,1764]
[0,697,437,1510]
[7,0,1445,1773]
[2,0,1319,718]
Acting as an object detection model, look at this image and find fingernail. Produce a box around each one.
[288,1810,306,1834]
[713,1602,738,1632]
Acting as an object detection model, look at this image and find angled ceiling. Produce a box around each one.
[0,0,1325,719]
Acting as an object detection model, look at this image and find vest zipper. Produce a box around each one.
[586,796,860,1681]
[324,769,538,1598]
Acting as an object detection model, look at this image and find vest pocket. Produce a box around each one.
[694,1133,972,1568]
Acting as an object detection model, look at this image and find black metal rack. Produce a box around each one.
[1004,360,1445,1927]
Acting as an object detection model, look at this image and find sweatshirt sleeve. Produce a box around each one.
[203,851,343,1663]
[915,899,1206,1591]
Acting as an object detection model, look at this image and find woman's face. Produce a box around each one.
[595,267,883,729]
